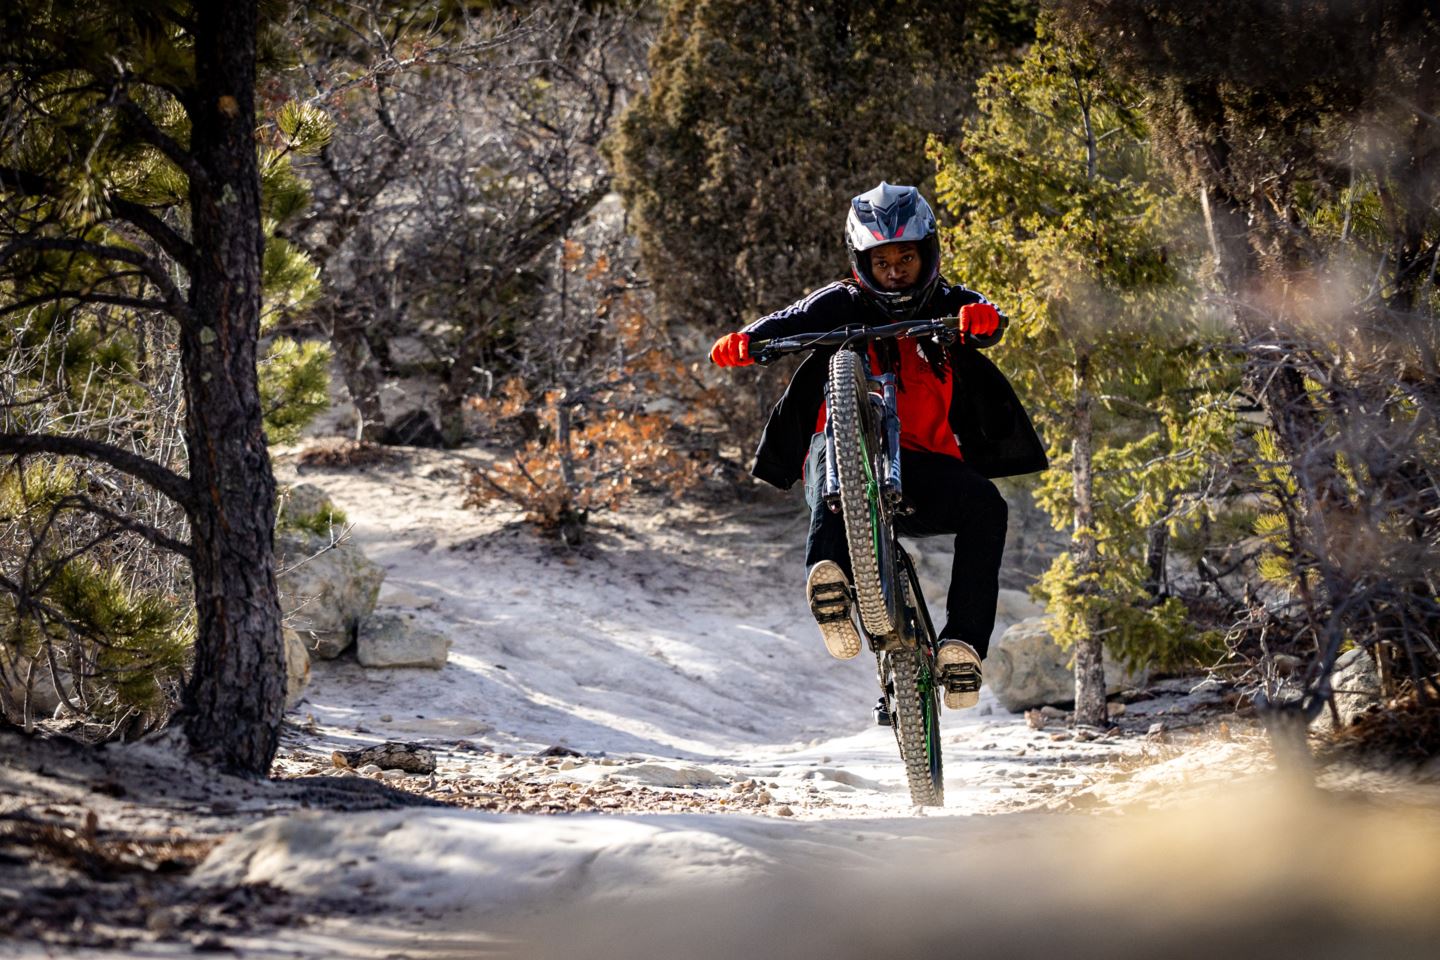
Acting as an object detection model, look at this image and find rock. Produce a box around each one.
[332,742,438,774]
[1147,721,1167,740]
[2,655,62,719]
[1107,701,1127,718]
[898,544,1040,636]
[278,483,335,527]
[276,529,384,659]
[1314,647,1383,732]
[536,745,583,758]
[775,805,795,817]
[994,588,1046,629]
[621,763,728,789]
[377,584,436,610]
[356,611,450,669]
[984,616,1145,713]
[385,409,445,448]
[1271,653,1305,676]
[282,628,310,710]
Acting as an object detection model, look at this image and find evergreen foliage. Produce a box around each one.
[934,26,1236,699]
[1048,0,1440,735]
[610,0,1036,331]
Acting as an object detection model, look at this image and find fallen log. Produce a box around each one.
[331,742,437,774]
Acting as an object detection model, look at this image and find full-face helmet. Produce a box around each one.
[845,181,941,318]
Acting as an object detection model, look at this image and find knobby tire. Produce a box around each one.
[884,646,944,807]
[828,350,900,638]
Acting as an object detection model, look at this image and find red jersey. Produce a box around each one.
[814,339,963,460]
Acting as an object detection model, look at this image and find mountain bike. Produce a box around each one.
[753,316,978,807]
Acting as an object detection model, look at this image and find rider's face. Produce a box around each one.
[869,242,922,291]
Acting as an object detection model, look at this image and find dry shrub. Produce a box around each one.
[1318,688,1440,768]
[294,438,400,470]
[464,379,707,544]
[463,238,719,543]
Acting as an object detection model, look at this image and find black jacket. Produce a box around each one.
[745,280,1048,490]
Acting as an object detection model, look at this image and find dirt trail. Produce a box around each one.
[1,446,1317,960]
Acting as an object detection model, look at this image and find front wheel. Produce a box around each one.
[884,646,944,807]
[828,349,900,638]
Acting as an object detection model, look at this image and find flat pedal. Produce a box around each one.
[939,662,981,693]
[808,582,851,623]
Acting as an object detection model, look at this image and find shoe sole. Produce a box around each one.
[936,642,982,710]
[807,566,861,661]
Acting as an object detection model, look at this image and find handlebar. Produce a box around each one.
[750,316,960,365]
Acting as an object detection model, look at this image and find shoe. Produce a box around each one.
[936,639,983,710]
[806,561,862,660]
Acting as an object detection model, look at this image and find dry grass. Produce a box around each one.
[1318,689,1440,767]
[294,438,400,469]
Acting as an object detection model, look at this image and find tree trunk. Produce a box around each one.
[178,0,286,775]
[330,310,388,441]
[1142,491,1175,599]
[1071,351,1107,726]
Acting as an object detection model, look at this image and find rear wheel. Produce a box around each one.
[885,646,944,806]
[828,349,900,638]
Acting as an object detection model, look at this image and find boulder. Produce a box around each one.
[1314,647,1382,732]
[356,611,450,669]
[985,616,1144,713]
[278,483,335,527]
[282,628,311,710]
[994,588,1045,631]
[276,528,385,659]
[899,536,1042,635]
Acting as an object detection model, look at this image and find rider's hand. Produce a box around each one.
[710,331,754,367]
[959,302,1000,339]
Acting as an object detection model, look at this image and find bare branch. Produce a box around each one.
[0,433,194,511]
[0,165,197,271]
[0,235,194,325]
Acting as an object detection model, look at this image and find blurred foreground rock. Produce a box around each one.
[357,611,451,668]
[986,616,1143,713]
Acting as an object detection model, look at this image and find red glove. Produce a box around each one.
[709,331,753,367]
[959,302,1000,338]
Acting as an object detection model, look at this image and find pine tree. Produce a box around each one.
[934,26,1235,724]
[1049,0,1440,739]
[0,2,330,771]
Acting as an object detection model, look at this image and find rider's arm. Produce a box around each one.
[739,282,858,342]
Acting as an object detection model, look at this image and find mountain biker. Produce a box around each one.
[709,181,1046,710]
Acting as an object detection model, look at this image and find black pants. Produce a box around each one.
[803,436,1008,657]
